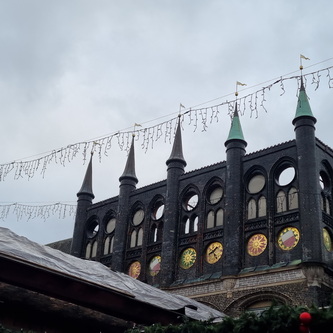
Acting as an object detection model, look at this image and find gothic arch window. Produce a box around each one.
[206,208,224,229]
[103,236,114,255]
[130,230,137,248]
[206,211,214,229]
[149,197,164,243]
[326,197,331,215]
[245,169,267,221]
[216,208,224,226]
[258,196,267,217]
[91,240,98,258]
[183,215,199,234]
[85,242,92,259]
[103,214,116,256]
[276,190,287,213]
[137,228,143,246]
[248,199,257,219]
[288,187,298,210]
[130,228,143,248]
[151,224,158,242]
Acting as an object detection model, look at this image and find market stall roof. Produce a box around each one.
[0,227,225,325]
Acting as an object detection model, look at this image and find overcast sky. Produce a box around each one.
[0,1,332,244]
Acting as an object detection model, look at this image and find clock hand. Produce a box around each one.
[209,247,217,255]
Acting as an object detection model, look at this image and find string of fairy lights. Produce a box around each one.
[1,61,333,221]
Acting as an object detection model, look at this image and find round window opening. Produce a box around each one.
[152,202,165,220]
[87,219,99,238]
[133,209,145,226]
[106,218,116,233]
[248,174,265,194]
[183,193,198,211]
[208,186,223,204]
[276,166,295,186]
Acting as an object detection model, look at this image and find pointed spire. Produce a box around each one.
[119,135,138,183]
[293,77,316,124]
[77,153,94,198]
[225,104,246,145]
[166,117,187,166]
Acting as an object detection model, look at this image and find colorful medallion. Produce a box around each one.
[278,227,300,250]
[179,248,196,269]
[128,261,141,279]
[205,242,223,264]
[323,228,333,252]
[149,255,161,276]
[247,234,268,256]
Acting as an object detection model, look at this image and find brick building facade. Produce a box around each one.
[69,81,333,315]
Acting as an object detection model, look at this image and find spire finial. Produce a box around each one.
[133,123,142,137]
[179,103,185,116]
[235,81,247,98]
[300,54,310,71]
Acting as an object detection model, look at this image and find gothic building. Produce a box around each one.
[69,81,333,315]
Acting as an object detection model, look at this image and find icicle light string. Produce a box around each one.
[0,190,326,222]
[0,65,332,182]
[0,203,76,222]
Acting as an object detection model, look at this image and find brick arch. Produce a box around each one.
[224,290,293,314]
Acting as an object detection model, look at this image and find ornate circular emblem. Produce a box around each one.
[149,255,161,276]
[278,227,300,251]
[323,228,333,252]
[205,242,223,264]
[179,248,196,269]
[247,234,268,256]
[128,261,141,279]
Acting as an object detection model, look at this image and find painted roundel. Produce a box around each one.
[247,234,268,256]
[128,261,141,279]
[278,227,300,251]
[179,248,197,269]
[323,228,333,252]
[205,242,223,264]
[149,255,161,276]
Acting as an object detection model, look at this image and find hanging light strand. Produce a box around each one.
[0,66,332,182]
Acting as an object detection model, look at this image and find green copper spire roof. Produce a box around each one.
[226,106,245,142]
[294,78,315,121]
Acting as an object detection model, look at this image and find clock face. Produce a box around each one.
[247,234,267,256]
[149,255,161,276]
[323,228,333,252]
[128,261,141,279]
[205,242,223,264]
[278,227,300,251]
[179,248,197,269]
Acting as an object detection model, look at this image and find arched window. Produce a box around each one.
[216,209,224,226]
[276,190,286,213]
[85,242,92,259]
[151,225,158,242]
[130,230,137,248]
[137,228,143,246]
[206,211,214,229]
[91,240,98,258]
[103,236,114,255]
[184,218,190,234]
[326,197,331,215]
[193,216,198,232]
[288,187,298,210]
[258,196,266,217]
[248,199,256,219]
